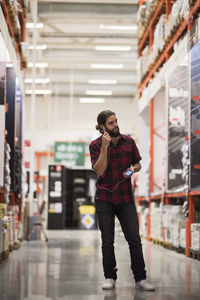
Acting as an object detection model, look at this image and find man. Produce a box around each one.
[89,110,155,291]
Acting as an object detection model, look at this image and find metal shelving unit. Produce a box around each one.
[137,0,200,258]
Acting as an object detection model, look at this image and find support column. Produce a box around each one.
[29,0,38,216]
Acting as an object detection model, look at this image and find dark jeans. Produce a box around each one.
[95,199,147,282]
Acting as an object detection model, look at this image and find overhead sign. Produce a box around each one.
[54,142,85,166]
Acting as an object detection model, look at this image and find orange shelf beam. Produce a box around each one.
[150,195,162,200]
[166,192,187,198]
[189,190,200,196]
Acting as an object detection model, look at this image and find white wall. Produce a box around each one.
[24,95,139,174]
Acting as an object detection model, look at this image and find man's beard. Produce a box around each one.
[106,126,120,137]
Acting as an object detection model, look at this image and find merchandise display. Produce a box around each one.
[137,0,200,259]
[150,203,162,241]
[191,223,200,251]
[4,143,11,204]
[0,0,26,261]
[48,166,97,230]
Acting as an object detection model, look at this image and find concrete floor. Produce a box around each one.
[0,230,200,300]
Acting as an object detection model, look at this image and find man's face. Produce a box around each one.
[104,114,120,137]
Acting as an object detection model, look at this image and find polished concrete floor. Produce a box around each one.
[0,230,200,300]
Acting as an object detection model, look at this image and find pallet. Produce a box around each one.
[152,238,163,246]
[163,241,173,250]
[13,241,21,250]
[9,244,14,252]
[173,246,185,254]
[2,250,9,260]
[189,248,200,261]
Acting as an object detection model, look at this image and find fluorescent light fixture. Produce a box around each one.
[88,79,117,85]
[95,45,132,51]
[86,90,112,96]
[29,45,47,50]
[28,62,48,68]
[25,78,50,84]
[91,64,123,69]
[26,23,44,29]
[80,98,105,103]
[25,89,52,95]
[99,24,137,31]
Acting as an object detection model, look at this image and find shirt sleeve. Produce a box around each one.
[89,141,101,168]
[131,138,142,165]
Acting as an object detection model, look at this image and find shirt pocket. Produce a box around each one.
[121,144,133,167]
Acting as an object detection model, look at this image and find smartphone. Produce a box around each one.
[125,169,133,176]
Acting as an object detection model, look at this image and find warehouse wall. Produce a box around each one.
[24,96,139,150]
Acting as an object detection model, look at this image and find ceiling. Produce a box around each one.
[26,0,139,102]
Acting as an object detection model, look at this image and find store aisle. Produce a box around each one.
[0,230,200,300]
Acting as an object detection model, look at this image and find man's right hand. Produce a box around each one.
[102,132,111,147]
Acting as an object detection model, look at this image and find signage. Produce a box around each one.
[54,142,85,166]
[167,65,188,191]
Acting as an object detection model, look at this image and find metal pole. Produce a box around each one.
[69,70,74,132]
[29,0,38,216]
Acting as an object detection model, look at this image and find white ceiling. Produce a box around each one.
[26,0,139,101]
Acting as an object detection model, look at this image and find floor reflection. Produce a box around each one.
[0,230,199,300]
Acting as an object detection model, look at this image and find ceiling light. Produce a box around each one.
[28,62,48,68]
[91,64,123,69]
[88,80,117,85]
[26,23,44,29]
[29,45,47,50]
[86,90,112,96]
[99,24,137,31]
[79,98,105,103]
[6,63,13,68]
[25,78,50,84]
[95,46,132,51]
[25,89,52,95]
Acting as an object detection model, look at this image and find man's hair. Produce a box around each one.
[96,110,115,134]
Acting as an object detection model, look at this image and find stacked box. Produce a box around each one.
[137,46,149,82]
[139,207,148,237]
[162,205,173,243]
[150,204,162,240]
[162,205,186,246]
[154,15,166,52]
[180,228,186,248]
[171,206,186,248]
[137,5,147,40]
[180,0,190,20]
[191,223,200,251]
[165,0,183,39]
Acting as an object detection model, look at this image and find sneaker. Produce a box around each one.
[102,279,115,290]
[136,279,155,291]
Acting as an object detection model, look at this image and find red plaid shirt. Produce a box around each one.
[89,134,142,204]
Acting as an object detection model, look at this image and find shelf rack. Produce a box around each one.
[137,0,200,258]
[138,0,200,98]
[1,0,26,70]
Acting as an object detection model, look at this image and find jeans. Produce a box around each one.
[95,199,147,282]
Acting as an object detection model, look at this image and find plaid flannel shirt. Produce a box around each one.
[89,134,142,204]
